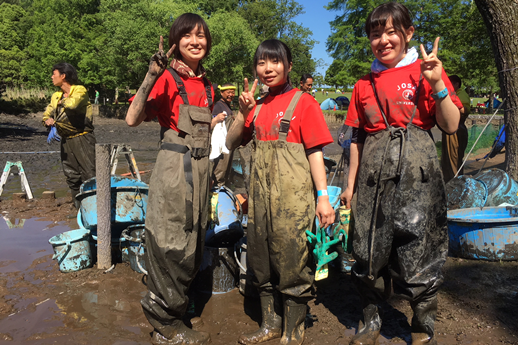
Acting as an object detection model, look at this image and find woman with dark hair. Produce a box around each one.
[126,13,225,345]
[226,39,335,345]
[339,3,462,344]
[42,62,95,209]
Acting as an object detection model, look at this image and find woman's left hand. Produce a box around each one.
[420,37,443,86]
[316,197,335,229]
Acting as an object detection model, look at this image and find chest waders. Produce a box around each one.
[349,74,447,345]
[212,100,236,187]
[141,69,212,344]
[239,91,314,345]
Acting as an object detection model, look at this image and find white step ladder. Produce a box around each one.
[0,161,34,199]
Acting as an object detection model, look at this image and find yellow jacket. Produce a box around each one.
[42,85,94,138]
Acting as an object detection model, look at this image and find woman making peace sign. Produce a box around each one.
[227,39,334,345]
[339,3,462,345]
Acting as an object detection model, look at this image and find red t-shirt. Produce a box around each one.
[344,60,463,133]
[242,89,333,150]
[142,70,214,132]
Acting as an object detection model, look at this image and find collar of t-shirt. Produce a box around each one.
[170,59,207,78]
[267,83,293,97]
[371,47,419,73]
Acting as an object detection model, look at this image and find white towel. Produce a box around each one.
[209,112,229,160]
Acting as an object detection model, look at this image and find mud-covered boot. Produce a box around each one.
[350,304,381,345]
[238,293,282,344]
[152,319,211,345]
[279,297,307,345]
[411,295,438,345]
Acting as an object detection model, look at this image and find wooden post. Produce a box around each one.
[96,143,112,269]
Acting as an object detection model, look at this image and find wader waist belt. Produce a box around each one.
[160,142,194,231]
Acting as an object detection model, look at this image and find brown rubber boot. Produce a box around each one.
[349,304,381,345]
[279,298,307,345]
[152,319,211,345]
[411,332,437,345]
[238,293,282,344]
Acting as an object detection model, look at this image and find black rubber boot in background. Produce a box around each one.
[151,319,210,345]
[280,297,307,345]
[238,291,282,344]
[410,295,438,345]
[349,304,381,345]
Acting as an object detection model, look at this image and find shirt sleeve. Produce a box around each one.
[144,74,169,121]
[63,86,89,111]
[344,82,363,129]
[297,95,333,150]
[428,69,463,115]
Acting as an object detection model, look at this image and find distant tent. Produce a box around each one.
[335,96,350,108]
[485,98,502,109]
[486,125,506,159]
[320,98,338,110]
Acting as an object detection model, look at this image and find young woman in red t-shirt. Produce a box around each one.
[126,13,226,345]
[339,3,462,345]
[227,39,335,345]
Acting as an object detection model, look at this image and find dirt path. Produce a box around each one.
[1,113,517,344]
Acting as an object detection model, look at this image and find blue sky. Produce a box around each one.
[294,0,340,77]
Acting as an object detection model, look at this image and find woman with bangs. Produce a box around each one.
[126,13,226,345]
[226,39,335,345]
[339,3,462,345]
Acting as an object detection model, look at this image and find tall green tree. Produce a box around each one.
[0,2,27,88]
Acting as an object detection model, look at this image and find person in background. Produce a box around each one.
[227,39,335,345]
[299,73,313,94]
[94,89,99,104]
[126,13,224,345]
[339,3,462,344]
[211,83,237,187]
[441,75,470,182]
[42,62,96,210]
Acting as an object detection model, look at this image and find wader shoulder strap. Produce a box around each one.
[167,68,213,109]
[278,91,303,142]
[159,142,194,231]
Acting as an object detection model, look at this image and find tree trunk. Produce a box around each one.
[474,0,518,179]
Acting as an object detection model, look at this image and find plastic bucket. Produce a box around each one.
[49,229,92,273]
[206,186,244,247]
[327,186,342,210]
[474,168,518,206]
[121,225,147,274]
[446,176,488,210]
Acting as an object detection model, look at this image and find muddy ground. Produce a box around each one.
[0,113,517,345]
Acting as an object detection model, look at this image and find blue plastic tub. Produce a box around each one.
[447,206,518,261]
[446,176,488,210]
[49,229,92,272]
[474,168,518,206]
[206,186,244,247]
[76,176,148,233]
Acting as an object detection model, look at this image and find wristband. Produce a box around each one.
[431,87,448,100]
[317,190,328,197]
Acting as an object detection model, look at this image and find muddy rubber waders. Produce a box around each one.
[280,297,307,345]
[410,295,438,345]
[349,304,381,345]
[238,291,282,344]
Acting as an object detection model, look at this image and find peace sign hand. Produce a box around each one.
[239,78,258,117]
[420,37,443,86]
[149,36,175,77]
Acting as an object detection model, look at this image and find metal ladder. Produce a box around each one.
[0,161,34,199]
[110,144,141,180]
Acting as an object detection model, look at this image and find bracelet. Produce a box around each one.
[431,87,448,100]
[317,190,328,197]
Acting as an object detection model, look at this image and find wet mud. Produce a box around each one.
[1,113,518,344]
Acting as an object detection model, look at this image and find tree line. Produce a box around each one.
[0,0,316,96]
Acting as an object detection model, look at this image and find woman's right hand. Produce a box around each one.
[239,78,258,117]
[148,36,175,77]
[340,186,354,209]
[45,118,55,126]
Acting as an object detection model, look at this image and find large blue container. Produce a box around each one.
[206,186,244,247]
[49,229,92,272]
[446,176,488,210]
[447,206,518,261]
[474,168,518,206]
[76,176,149,234]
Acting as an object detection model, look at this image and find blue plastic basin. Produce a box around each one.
[447,206,518,261]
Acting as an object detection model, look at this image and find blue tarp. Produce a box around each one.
[335,96,350,107]
[320,98,338,110]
